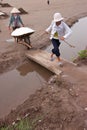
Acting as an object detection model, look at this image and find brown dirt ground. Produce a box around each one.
[0,2,87,130]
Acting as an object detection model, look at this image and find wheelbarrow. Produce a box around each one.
[11,27,35,48]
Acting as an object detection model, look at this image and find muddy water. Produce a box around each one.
[0,61,53,118]
[46,17,87,61]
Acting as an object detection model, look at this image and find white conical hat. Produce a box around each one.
[10,7,20,14]
[11,27,35,37]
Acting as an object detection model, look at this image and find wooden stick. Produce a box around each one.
[19,41,32,48]
[64,40,75,48]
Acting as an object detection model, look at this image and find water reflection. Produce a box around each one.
[17,60,53,79]
[0,61,52,118]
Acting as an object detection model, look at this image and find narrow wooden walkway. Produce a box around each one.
[26,49,76,75]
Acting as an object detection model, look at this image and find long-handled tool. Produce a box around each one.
[64,40,75,48]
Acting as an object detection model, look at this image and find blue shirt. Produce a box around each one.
[9,15,24,27]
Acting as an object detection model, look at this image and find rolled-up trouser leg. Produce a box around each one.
[51,38,61,57]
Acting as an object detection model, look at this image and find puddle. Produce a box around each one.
[46,17,87,61]
[0,61,53,118]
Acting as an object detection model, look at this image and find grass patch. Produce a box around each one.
[0,118,33,130]
[0,115,43,130]
[78,50,87,59]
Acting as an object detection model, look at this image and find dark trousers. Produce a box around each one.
[51,38,61,57]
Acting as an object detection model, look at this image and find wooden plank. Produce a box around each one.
[26,50,62,75]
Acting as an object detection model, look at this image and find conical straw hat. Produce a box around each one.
[11,27,35,37]
[10,7,20,14]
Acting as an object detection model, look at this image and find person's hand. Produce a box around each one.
[59,36,65,41]
[8,26,12,34]
[8,26,11,30]
[45,31,49,34]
